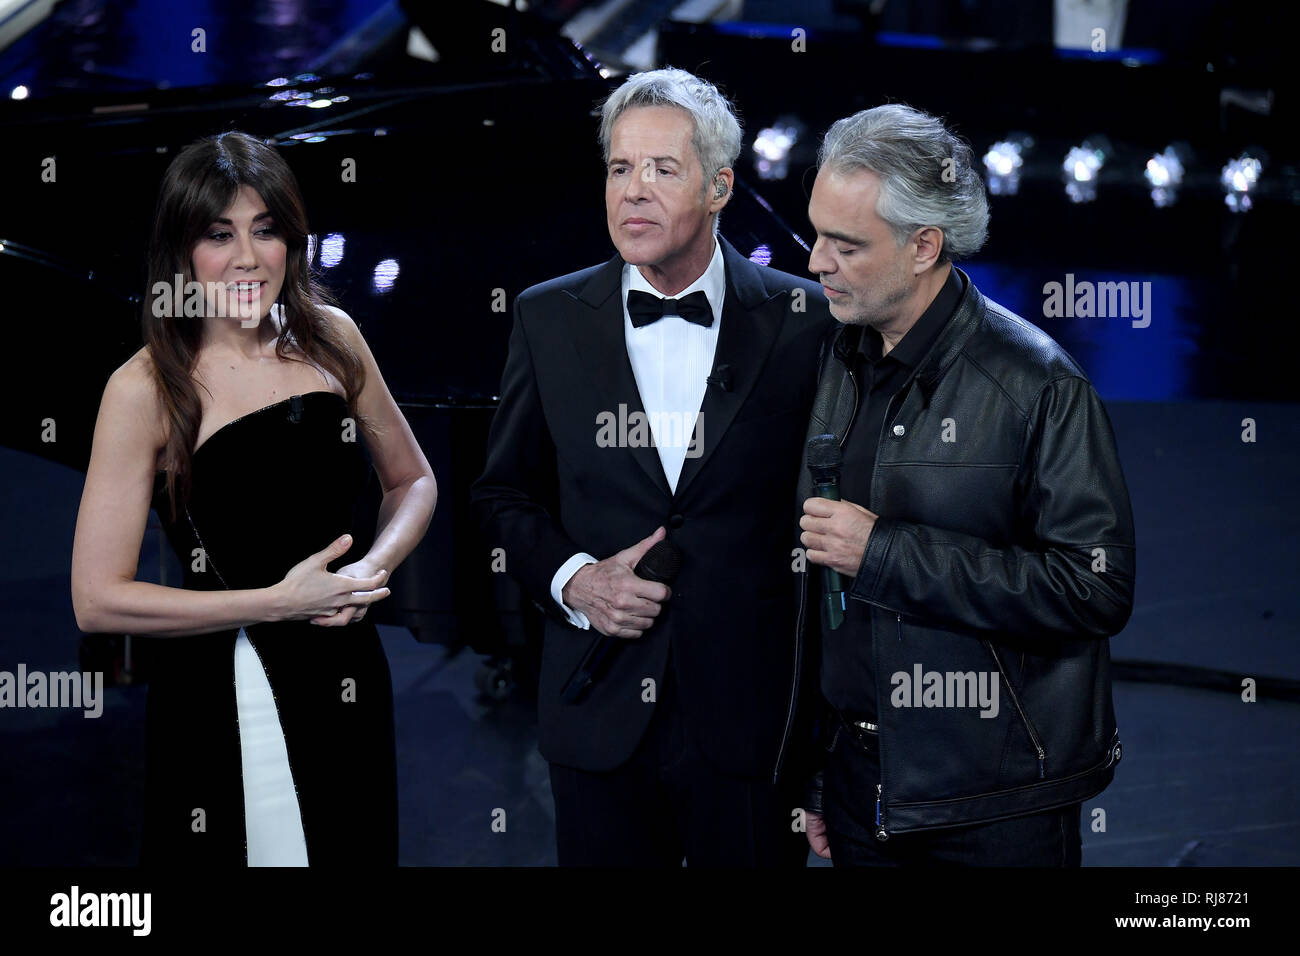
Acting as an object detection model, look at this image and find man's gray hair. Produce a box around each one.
[817,104,988,262]
[599,67,743,187]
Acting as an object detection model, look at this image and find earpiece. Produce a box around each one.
[714,179,727,198]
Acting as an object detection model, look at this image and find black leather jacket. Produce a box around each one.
[796,267,1135,837]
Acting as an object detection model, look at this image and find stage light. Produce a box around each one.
[749,244,772,266]
[1144,150,1182,188]
[1220,154,1261,213]
[753,119,801,182]
[1144,146,1185,208]
[983,140,1025,195]
[307,99,331,109]
[266,77,291,87]
[1064,145,1102,182]
[11,85,28,100]
[372,259,400,294]
[984,142,1021,178]
[1063,139,1108,203]
[320,233,345,269]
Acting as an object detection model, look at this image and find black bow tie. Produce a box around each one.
[627,289,714,329]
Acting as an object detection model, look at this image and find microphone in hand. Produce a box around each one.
[807,434,846,631]
[560,538,682,705]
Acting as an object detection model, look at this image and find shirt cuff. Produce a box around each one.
[551,553,598,629]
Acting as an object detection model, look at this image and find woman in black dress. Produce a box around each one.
[70,131,437,866]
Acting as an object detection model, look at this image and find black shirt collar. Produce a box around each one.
[858,265,964,367]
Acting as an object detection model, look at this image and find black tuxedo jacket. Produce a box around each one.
[472,237,833,779]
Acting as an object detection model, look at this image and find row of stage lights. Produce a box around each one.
[10,80,1268,215]
[754,120,1265,213]
[984,136,1262,211]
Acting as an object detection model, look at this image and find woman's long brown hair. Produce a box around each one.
[144,131,374,522]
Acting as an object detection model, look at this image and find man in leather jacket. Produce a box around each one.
[795,104,1135,865]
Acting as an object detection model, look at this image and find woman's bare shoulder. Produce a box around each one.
[319,303,361,342]
[102,347,167,437]
[111,346,158,396]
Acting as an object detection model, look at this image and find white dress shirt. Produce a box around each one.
[550,239,726,628]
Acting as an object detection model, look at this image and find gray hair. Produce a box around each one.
[817,104,988,262]
[599,67,743,189]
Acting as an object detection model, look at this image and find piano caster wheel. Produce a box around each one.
[475,660,515,701]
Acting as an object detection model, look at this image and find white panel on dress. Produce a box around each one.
[233,627,309,866]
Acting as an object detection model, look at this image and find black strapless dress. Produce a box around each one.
[145,391,397,866]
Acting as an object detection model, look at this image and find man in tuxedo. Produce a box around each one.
[472,68,833,866]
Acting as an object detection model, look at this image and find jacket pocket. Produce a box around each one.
[984,639,1047,779]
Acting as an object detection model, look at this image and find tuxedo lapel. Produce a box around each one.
[569,253,674,500]
[672,239,783,502]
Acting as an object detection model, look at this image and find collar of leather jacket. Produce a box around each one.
[828,265,983,407]
[797,265,986,510]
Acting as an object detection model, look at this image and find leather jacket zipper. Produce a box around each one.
[985,641,1047,778]
[774,359,861,782]
[841,365,859,450]
[847,361,895,843]
[878,612,897,843]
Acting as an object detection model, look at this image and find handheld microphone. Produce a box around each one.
[560,539,682,705]
[807,434,846,631]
